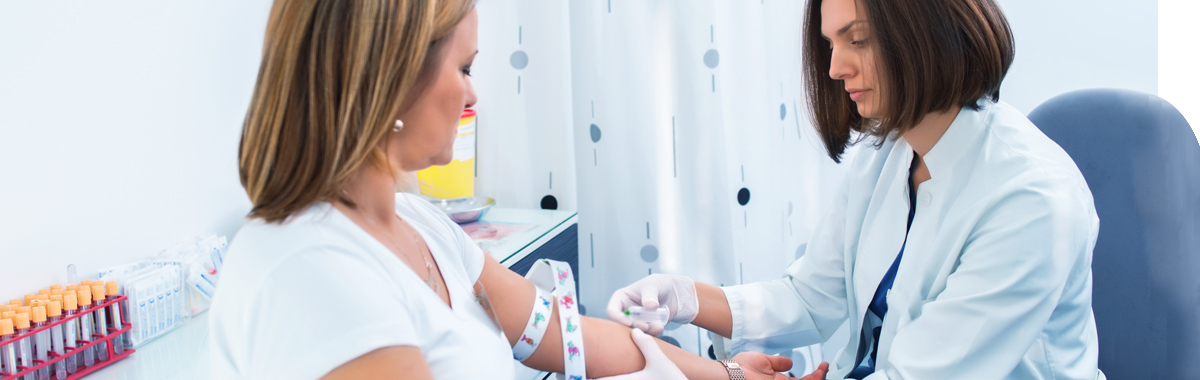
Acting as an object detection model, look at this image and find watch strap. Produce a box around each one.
[718,359,745,380]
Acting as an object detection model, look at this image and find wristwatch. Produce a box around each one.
[718,359,745,380]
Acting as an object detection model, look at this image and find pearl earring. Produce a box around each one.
[393,120,404,132]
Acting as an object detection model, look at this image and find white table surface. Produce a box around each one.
[87,207,576,380]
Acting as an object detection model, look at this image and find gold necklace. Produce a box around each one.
[397,216,441,294]
[355,205,440,294]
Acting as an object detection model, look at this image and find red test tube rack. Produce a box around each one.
[0,296,134,379]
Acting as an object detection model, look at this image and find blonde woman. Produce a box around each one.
[208,1,829,379]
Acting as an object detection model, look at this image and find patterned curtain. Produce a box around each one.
[472,1,854,373]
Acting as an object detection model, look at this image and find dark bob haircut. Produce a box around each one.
[803,0,1015,163]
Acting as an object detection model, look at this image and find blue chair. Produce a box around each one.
[1028,89,1199,378]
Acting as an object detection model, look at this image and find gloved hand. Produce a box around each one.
[593,329,687,380]
[606,274,698,336]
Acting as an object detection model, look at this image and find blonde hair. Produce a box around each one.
[239,0,475,223]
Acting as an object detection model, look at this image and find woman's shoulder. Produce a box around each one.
[394,192,452,220]
[217,203,405,302]
[977,101,1091,192]
[953,102,1096,223]
[224,203,361,268]
[392,192,467,250]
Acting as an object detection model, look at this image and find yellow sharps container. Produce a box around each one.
[418,109,476,199]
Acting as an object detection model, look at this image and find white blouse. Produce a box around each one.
[209,193,514,379]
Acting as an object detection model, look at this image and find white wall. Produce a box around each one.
[0,1,270,297]
[1159,0,1200,138]
[998,0,1157,114]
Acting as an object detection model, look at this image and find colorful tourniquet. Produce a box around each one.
[526,259,585,380]
[512,286,553,361]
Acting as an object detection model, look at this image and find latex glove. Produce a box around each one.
[606,274,698,336]
[733,351,829,380]
[593,329,687,380]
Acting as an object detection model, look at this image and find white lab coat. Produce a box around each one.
[720,100,1105,379]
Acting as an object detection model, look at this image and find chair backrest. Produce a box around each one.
[1027,88,1199,378]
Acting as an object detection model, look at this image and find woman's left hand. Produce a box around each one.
[733,351,828,380]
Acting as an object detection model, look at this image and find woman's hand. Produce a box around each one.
[733,352,828,380]
[606,274,699,336]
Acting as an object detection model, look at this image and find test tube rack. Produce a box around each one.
[1,296,135,380]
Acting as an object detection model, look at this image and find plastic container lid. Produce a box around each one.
[49,295,62,304]
[65,285,77,291]
[77,288,91,305]
[23,294,36,305]
[63,294,78,311]
[31,306,46,323]
[7,299,20,306]
[16,307,30,316]
[50,284,62,290]
[46,301,61,318]
[1,311,13,319]
[79,280,91,286]
[38,289,51,295]
[106,281,119,297]
[14,313,29,329]
[50,289,63,296]
[462,108,476,118]
[0,305,8,313]
[0,318,11,335]
[91,284,106,299]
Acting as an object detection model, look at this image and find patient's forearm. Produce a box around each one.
[477,256,728,378]
[522,314,728,380]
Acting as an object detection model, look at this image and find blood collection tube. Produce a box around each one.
[74,289,94,368]
[45,301,65,380]
[89,284,109,362]
[61,295,78,375]
[104,281,124,356]
[27,302,43,357]
[15,307,31,323]
[14,313,33,380]
[2,318,15,377]
[32,306,49,380]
